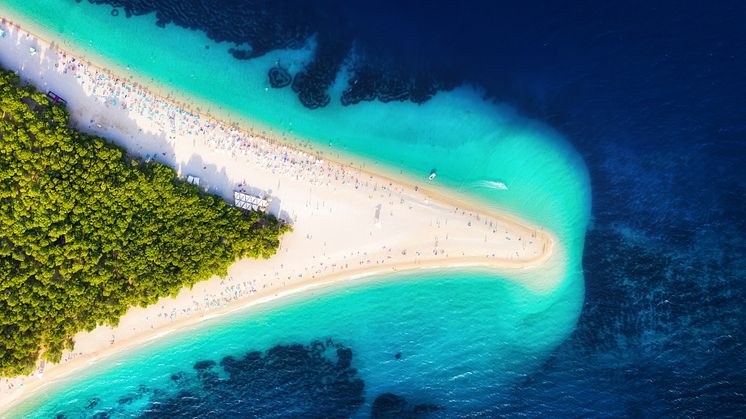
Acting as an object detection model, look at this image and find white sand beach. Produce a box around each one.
[0,19,559,411]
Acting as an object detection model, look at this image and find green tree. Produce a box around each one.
[0,66,290,377]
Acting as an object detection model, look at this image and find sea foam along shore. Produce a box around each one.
[0,17,562,412]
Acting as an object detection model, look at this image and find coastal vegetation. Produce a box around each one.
[0,67,289,376]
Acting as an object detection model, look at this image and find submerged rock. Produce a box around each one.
[371,393,441,419]
[85,397,101,410]
[193,360,216,370]
[268,66,292,88]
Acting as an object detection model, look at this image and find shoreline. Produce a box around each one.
[0,8,540,230]
[0,12,562,414]
[1,260,548,414]
[1,254,559,414]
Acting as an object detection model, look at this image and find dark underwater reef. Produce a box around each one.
[82,0,455,109]
[141,339,365,418]
[56,339,440,418]
[371,393,441,419]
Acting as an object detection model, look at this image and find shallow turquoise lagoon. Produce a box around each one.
[2,1,591,416]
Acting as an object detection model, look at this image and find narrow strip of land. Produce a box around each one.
[0,19,557,411]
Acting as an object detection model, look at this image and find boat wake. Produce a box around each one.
[476,180,509,190]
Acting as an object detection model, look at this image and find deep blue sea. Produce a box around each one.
[3,0,745,417]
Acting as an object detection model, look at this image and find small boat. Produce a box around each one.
[477,180,508,190]
[428,170,437,180]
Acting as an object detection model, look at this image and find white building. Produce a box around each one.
[234,191,270,213]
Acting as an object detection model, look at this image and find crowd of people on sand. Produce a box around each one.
[47,30,511,233]
[153,277,259,324]
[15,23,533,242]
[51,42,369,191]
[6,23,542,246]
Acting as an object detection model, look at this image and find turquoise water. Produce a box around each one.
[9,271,582,416]
[1,1,591,416]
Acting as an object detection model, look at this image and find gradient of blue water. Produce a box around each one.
[3,0,744,416]
[1,1,592,417]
